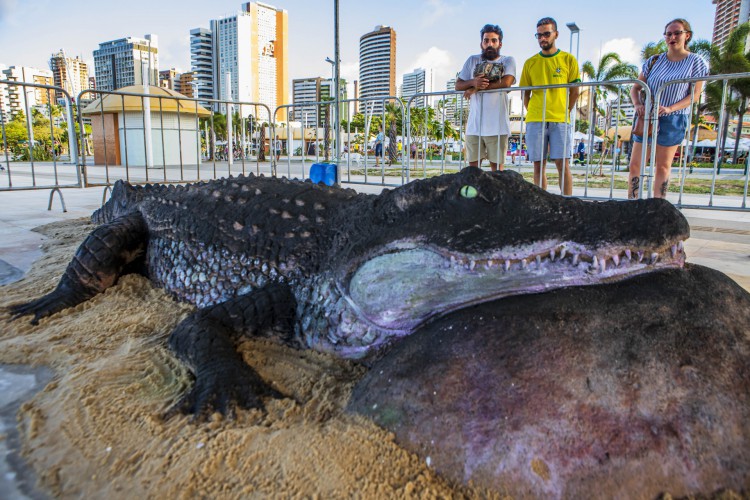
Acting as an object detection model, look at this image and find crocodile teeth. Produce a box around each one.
[469,260,476,271]
[504,260,511,272]
[678,241,684,252]
[536,255,542,268]
[486,260,494,269]
[624,249,632,261]
[572,254,579,266]
[521,259,528,270]
[651,252,659,264]
[599,258,607,273]
[592,255,598,269]
[559,248,567,260]
[549,249,556,262]
[612,254,620,267]
[671,245,678,258]
[637,251,644,263]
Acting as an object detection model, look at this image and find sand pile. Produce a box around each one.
[0,219,495,499]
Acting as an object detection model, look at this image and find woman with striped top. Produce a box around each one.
[628,18,708,199]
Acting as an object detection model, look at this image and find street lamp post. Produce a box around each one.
[325,56,335,162]
[333,0,340,180]
[566,22,581,62]
[566,22,582,140]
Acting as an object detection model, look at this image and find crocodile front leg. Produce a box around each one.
[9,213,148,324]
[167,282,297,418]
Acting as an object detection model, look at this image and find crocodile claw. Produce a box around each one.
[165,360,286,420]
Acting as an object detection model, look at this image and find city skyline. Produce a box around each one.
[1,0,718,95]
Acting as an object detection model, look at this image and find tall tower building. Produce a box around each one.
[93,34,159,91]
[49,50,90,101]
[159,68,179,90]
[209,2,288,118]
[402,68,426,107]
[292,76,348,126]
[712,0,750,50]
[178,72,195,97]
[442,77,469,128]
[190,27,214,105]
[359,25,396,114]
[0,66,54,118]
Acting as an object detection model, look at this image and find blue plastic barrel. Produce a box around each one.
[310,163,338,186]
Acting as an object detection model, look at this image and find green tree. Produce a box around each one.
[580,52,638,138]
[702,24,750,166]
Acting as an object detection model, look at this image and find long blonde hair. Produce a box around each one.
[665,18,693,47]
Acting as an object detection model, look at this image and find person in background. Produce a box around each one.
[455,24,517,172]
[519,16,580,195]
[627,18,708,199]
[374,126,384,167]
[274,135,282,163]
[576,139,586,164]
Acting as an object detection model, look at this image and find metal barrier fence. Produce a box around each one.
[650,72,750,210]
[1,73,749,212]
[273,96,409,187]
[402,79,651,200]
[0,79,81,209]
[76,88,274,187]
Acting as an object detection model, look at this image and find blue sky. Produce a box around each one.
[0,0,716,92]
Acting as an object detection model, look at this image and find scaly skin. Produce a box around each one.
[10,168,690,417]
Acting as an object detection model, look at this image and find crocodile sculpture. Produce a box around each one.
[10,167,689,417]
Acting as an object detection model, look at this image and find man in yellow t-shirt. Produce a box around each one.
[519,17,580,195]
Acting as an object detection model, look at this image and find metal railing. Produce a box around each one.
[77,88,274,187]
[401,79,651,201]
[0,79,82,206]
[273,96,408,187]
[650,72,750,210]
[0,73,748,213]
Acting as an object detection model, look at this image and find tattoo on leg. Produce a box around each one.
[629,177,640,199]
[660,181,669,197]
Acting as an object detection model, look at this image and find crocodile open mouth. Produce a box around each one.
[346,239,686,331]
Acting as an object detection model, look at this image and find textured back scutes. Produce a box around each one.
[142,175,370,276]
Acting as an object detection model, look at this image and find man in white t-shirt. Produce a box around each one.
[456,24,516,171]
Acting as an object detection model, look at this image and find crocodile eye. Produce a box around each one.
[460,185,478,198]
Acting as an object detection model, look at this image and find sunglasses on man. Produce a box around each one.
[535,31,554,39]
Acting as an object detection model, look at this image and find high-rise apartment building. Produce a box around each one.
[0,66,54,118]
[93,34,159,91]
[712,0,750,50]
[359,25,396,114]
[292,77,347,126]
[159,68,179,90]
[207,2,288,117]
[178,72,195,97]
[402,68,426,107]
[49,50,90,102]
[441,77,469,128]
[190,27,214,105]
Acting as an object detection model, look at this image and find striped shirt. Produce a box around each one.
[643,53,708,116]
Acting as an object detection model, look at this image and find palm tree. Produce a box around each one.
[580,52,638,166]
[702,23,750,166]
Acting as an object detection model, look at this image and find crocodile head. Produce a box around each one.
[339,167,689,333]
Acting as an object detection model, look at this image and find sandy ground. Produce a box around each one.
[0,218,500,499]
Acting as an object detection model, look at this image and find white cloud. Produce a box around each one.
[340,61,359,82]
[420,0,458,28]
[401,46,456,94]
[599,38,641,66]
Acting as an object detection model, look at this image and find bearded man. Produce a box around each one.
[455,24,516,172]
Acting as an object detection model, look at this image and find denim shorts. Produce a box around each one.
[633,113,688,147]
[525,122,573,161]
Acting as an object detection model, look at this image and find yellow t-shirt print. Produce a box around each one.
[520,50,581,123]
